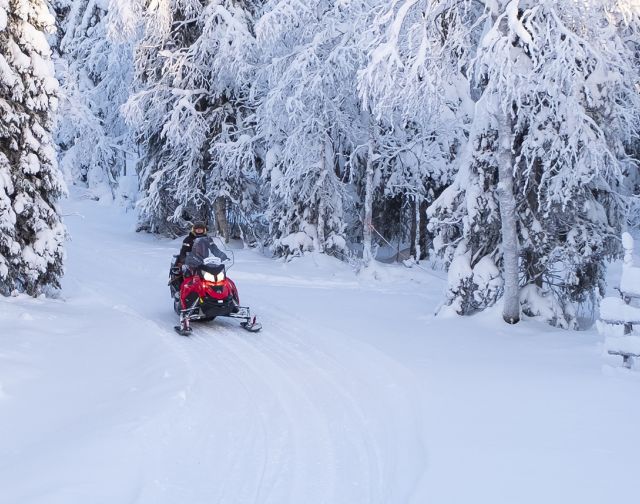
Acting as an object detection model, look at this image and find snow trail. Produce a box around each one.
[3,190,424,504]
[2,192,640,504]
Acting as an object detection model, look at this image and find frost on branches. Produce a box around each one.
[254,0,363,258]
[359,0,471,265]
[364,0,640,327]
[0,0,66,296]
[52,0,135,201]
[125,0,261,238]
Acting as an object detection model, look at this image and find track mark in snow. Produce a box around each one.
[192,326,337,503]
[164,307,425,504]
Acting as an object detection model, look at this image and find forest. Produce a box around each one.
[2,0,640,327]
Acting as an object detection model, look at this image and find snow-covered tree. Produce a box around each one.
[254,0,367,257]
[256,0,426,260]
[125,0,261,237]
[358,0,471,265]
[0,0,66,295]
[363,0,640,327]
[618,4,640,230]
[53,0,135,199]
[190,0,263,241]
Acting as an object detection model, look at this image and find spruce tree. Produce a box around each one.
[125,0,261,237]
[0,0,66,296]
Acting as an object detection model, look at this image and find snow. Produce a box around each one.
[21,152,41,174]
[595,319,626,338]
[621,232,639,293]
[605,336,640,356]
[0,2,6,33]
[30,52,55,84]
[9,39,31,70]
[279,230,315,255]
[1,191,640,503]
[506,0,534,46]
[12,193,28,214]
[520,284,573,329]
[472,255,503,298]
[0,54,18,87]
[21,20,53,56]
[620,267,640,298]
[446,249,472,285]
[600,296,640,323]
[622,231,634,255]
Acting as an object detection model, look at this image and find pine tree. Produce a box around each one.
[0,0,66,296]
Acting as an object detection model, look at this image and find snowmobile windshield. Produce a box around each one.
[185,237,228,269]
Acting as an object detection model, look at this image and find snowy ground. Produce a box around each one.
[1,191,639,504]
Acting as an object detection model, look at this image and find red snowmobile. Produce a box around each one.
[169,237,261,335]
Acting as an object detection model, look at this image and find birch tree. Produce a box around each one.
[362,0,640,327]
[254,0,367,257]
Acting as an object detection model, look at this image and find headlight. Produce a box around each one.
[203,270,225,283]
[202,271,217,282]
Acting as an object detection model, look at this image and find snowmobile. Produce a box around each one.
[169,237,261,336]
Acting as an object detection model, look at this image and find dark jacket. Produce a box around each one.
[176,232,203,265]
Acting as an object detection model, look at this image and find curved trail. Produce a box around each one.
[135,303,425,503]
[4,192,640,504]
[49,195,426,503]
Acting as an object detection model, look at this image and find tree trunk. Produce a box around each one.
[496,112,520,324]
[317,197,326,253]
[362,127,375,266]
[414,196,421,262]
[214,197,229,243]
[316,135,332,253]
[419,199,428,260]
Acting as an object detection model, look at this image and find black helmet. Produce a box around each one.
[192,221,207,235]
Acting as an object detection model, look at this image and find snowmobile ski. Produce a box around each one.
[174,325,193,336]
[240,316,262,333]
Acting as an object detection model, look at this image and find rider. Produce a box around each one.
[171,221,229,295]
[170,221,207,295]
[175,236,232,334]
[176,220,209,267]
